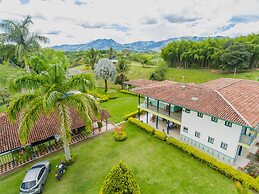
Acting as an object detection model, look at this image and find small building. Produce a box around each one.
[132,78,259,165]
[0,109,110,167]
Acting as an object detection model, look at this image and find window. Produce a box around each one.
[197,112,203,118]
[37,167,46,181]
[183,127,188,133]
[185,109,190,113]
[220,142,228,150]
[195,131,200,138]
[225,121,232,127]
[208,137,214,144]
[211,116,218,123]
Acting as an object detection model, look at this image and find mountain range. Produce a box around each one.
[52,36,223,52]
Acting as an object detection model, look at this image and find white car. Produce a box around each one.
[20,161,51,194]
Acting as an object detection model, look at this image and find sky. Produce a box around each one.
[0,0,259,46]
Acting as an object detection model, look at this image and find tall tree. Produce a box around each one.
[94,58,116,92]
[108,47,115,59]
[7,54,99,161]
[85,48,100,69]
[115,57,130,89]
[0,15,48,71]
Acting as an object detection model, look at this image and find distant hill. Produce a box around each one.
[52,36,223,52]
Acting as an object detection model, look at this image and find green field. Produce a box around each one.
[0,123,236,194]
[100,92,138,123]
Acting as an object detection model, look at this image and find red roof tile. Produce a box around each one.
[133,78,259,128]
[125,79,158,87]
[0,109,109,153]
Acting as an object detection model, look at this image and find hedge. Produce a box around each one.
[128,117,155,134]
[154,130,167,141]
[128,117,259,191]
[124,110,144,120]
[120,90,140,96]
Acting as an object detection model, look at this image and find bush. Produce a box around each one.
[61,154,77,166]
[124,110,144,120]
[114,131,127,142]
[128,117,155,134]
[99,161,140,194]
[154,130,167,141]
[120,90,139,96]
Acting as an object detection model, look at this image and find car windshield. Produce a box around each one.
[31,164,45,169]
[21,181,36,189]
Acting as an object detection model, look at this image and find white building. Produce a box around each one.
[127,78,259,165]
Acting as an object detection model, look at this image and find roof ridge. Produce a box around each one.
[217,79,243,91]
[214,90,252,127]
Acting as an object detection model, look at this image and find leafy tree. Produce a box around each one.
[219,42,253,72]
[94,58,116,92]
[108,47,115,59]
[7,53,99,161]
[115,57,130,89]
[0,15,48,71]
[149,63,167,81]
[99,161,140,194]
[85,48,100,69]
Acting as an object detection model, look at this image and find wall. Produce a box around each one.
[180,108,242,160]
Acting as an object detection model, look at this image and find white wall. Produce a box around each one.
[180,109,242,159]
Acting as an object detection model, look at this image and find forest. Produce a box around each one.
[161,34,259,72]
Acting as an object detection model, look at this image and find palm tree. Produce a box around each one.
[7,57,99,161]
[116,58,130,89]
[0,15,48,71]
[85,48,99,69]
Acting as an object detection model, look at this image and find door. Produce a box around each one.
[238,146,243,156]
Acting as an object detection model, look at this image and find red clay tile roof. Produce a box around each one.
[0,109,109,153]
[133,78,259,128]
[125,79,158,87]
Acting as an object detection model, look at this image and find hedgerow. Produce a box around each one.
[127,117,259,191]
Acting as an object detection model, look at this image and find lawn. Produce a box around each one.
[0,123,236,194]
[100,92,138,123]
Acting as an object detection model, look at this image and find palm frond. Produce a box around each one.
[9,74,44,92]
[7,93,38,122]
[43,86,62,115]
[63,93,100,132]
[68,74,96,92]
[19,98,43,144]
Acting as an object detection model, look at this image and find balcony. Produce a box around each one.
[139,103,182,125]
[239,133,257,145]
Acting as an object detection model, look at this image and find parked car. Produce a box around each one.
[20,161,51,194]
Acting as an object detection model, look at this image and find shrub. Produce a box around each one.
[235,181,251,194]
[154,130,167,141]
[128,117,155,134]
[99,161,140,194]
[114,131,127,142]
[120,90,139,96]
[89,91,109,102]
[243,163,259,178]
[124,110,144,120]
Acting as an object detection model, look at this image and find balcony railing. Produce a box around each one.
[139,103,182,122]
[239,133,257,145]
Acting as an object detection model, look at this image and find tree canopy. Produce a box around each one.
[161,34,259,72]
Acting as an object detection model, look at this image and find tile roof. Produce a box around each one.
[125,79,158,87]
[0,109,109,153]
[133,78,259,128]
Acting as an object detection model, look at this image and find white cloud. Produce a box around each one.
[0,0,258,46]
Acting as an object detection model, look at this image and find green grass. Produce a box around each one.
[0,123,236,194]
[100,92,138,123]
[0,104,7,113]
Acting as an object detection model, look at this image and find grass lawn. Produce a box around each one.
[0,123,236,194]
[100,92,138,123]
